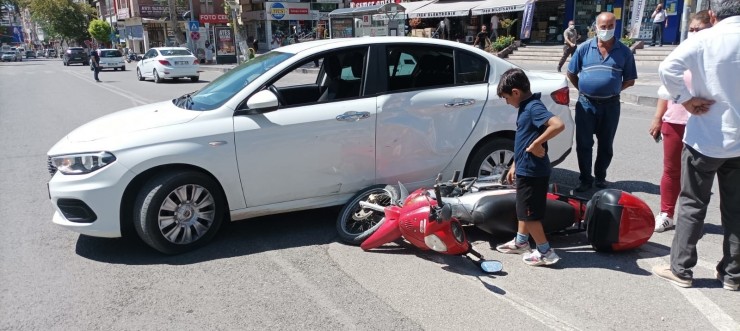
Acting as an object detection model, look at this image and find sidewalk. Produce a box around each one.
[200,60,662,109]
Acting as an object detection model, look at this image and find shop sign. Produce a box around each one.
[520,0,535,40]
[270,3,287,20]
[200,14,230,24]
[471,4,526,16]
[408,11,468,18]
[139,5,188,19]
[628,0,646,39]
[266,2,312,20]
[117,8,130,19]
[350,0,400,8]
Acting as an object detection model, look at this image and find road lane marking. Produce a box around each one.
[638,247,740,331]
[64,69,151,106]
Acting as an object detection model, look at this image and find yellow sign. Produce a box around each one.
[614,8,622,20]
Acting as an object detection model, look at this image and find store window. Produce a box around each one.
[529,0,566,43]
[574,0,616,40]
[635,0,662,40]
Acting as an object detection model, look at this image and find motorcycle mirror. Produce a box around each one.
[397,181,409,204]
[439,203,452,221]
[480,260,503,273]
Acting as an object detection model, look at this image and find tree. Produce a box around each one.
[88,19,110,46]
[26,0,95,46]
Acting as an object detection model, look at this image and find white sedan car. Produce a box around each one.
[96,48,126,71]
[47,37,574,254]
[136,47,199,83]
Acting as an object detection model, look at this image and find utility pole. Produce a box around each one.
[679,0,695,42]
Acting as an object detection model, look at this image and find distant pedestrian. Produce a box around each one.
[473,25,488,50]
[650,3,668,46]
[567,12,637,192]
[558,20,579,72]
[91,50,101,82]
[490,14,500,40]
[653,0,740,291]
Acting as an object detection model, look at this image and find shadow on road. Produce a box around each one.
[75,206,342,265]
[551,168,660,197]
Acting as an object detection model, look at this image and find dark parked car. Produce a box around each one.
[26,50,36,59]
[63,47,89,66]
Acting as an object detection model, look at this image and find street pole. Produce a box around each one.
[679,0,694,42]
[189,0,195,53]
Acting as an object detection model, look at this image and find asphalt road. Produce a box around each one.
[1,58,737,330]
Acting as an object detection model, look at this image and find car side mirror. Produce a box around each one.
[245,90,279,114]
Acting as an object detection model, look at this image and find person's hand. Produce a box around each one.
[526,143,546,158]
[506,167,516,185]
[649,118,662,139]
[682,97,715,115]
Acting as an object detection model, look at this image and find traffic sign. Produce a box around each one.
[188,21,199,32]
[190,31,200,41]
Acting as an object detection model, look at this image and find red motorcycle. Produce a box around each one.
[338,171,654,254]
[354,173,504,274]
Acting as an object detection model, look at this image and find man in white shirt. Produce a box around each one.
[650,3,668,46]
[490,14,499,40]
[653,0,740,291]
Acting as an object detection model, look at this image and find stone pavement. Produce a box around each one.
[199,59,663,109]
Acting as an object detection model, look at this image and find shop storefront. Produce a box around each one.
[622,0,684,43]
[243,1,341,51]
[329,3,405,38]
[470,0,528,41]
[526,0,566,43]
[406,0,481,42]
[138,4,189,49]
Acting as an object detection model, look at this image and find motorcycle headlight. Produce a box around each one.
[50,152,116,175]
[451,221,464,243]
[424,234,447,253]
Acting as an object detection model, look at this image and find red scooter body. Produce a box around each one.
[361,188,470,256]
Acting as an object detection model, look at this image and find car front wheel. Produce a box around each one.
[190,76,199,82]
[136,68,144,81]
[134,171,225,254]
[464,138,515,179]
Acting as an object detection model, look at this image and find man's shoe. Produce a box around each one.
[653,265,692,288]
[715,270,740,291]
[654,212,674,233]
[595,179,607,189]
[575,182,592,192]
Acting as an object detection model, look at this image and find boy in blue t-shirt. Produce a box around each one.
[495,68,566,266]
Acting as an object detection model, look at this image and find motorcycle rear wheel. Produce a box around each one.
[336,184,398,245]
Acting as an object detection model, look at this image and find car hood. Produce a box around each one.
[66,101,201,143]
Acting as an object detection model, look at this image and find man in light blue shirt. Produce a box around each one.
[653,0,740,291]
[567,12,637,192]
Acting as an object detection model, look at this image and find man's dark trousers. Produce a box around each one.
[671,145,740,286]
[558,45,576,71]
[93,66,100,81]
[651,23,664,46]
[575,95,621,184]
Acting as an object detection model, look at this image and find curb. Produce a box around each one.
[200,65,235,73]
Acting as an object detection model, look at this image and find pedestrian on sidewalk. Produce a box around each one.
[650,3,668,46]
[558,20,579,72]
[653,0,740,291]
[490,14,500,40]
[91,50,101,82]
[566,12,637,192]
[648,11,712,233]
[473,25,488,50]
[495,68,566,266]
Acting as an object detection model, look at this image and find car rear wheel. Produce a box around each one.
[134,171,225,254]
[136,68,144,81]
[464,138,515,179]
[153,69,163,83]
[190,76,199,82]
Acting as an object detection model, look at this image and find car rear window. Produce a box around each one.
[160,49,191,56]
[100,50,122,57]
[69,48,85,54]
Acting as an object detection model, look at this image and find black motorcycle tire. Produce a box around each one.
[336,184,399,245]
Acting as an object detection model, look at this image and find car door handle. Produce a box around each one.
[444,98,475,108]
[336,111,371,122]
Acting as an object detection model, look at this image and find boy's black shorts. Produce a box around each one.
[515,176,549,221]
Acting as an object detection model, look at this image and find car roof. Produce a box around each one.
[277,37,496,59]
[150,47,189,51]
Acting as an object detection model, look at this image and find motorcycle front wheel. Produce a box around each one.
[336,184,398,245]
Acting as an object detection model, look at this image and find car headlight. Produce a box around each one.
[50,152,116,175]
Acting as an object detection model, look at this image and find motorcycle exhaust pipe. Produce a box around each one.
[358,201,385,212]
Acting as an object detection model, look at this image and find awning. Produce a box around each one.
[471,0,529,16]
[407,0,484,19]
[399,0,434,14]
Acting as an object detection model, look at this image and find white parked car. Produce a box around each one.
[136,47,199,83]
[47,37,574,254]
[95,48,126,71]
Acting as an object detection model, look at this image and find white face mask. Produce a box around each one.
[568,24,575,29]
[597,28,615,41]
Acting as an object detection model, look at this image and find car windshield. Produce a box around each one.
[101,50,122,57]
[69,49,84,53]
[160,49,191,56]
[174,51,294,111]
